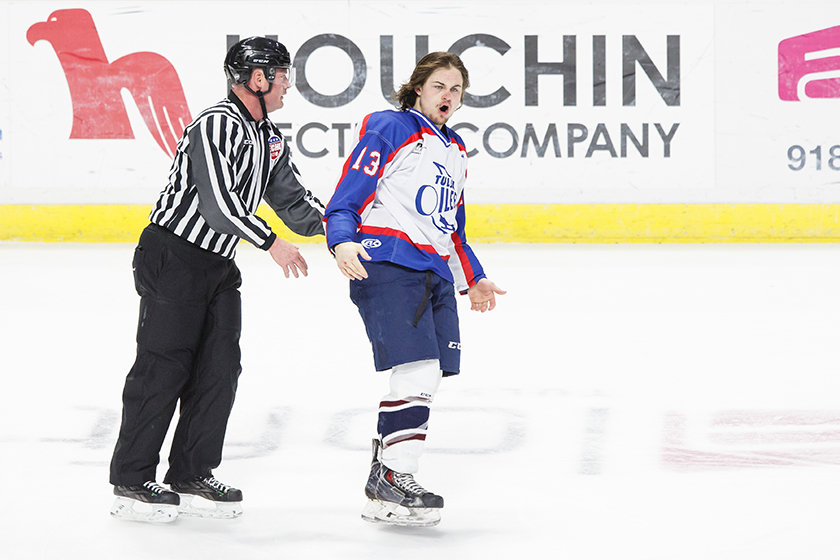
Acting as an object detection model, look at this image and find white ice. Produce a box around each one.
[2,242,840,559]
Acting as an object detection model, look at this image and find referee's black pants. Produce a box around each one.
[110,224,243,487]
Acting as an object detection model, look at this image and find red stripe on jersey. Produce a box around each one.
[331,153,356,196]
[419,125,442,138]
[357,191,376,215]
[451,229,476,284]
[359,113,373,139]
[359,225,450,258]
[381,132,424,175]
[451,195,476,283]
[329,113,378,209]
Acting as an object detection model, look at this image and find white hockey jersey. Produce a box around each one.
[324,107,485,293]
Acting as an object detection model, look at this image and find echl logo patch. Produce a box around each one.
[268,135,283,160]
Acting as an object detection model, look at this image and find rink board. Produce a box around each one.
[2,203,840,243]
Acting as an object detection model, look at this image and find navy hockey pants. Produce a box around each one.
[349,261,461,376]
[110,224,242,486]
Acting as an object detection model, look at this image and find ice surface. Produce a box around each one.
[1,242,839,559]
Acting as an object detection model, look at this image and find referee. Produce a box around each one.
[109,37,324,522]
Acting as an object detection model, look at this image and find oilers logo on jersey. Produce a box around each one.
[416,162,458,234]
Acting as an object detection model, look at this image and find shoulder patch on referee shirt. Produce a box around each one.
[268,135,284,160]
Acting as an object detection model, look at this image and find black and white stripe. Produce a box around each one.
[150,93,324,259]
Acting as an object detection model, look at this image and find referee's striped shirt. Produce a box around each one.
[150,92,324,259]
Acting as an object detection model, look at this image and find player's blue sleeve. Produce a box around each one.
[325,117,396,250]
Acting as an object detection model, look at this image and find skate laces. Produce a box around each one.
[391,472,429,496]
[142,481,169,495]
[202,476,231,493]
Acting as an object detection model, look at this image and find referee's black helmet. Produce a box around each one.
[224,36,291,85]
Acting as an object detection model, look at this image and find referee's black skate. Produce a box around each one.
[361,439,443,527]
[110,481,180,523]
[170,475,243,519]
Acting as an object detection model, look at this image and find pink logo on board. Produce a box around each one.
[27,8,192,157]
[779,25,840,101]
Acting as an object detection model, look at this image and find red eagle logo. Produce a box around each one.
[27,8,192,158]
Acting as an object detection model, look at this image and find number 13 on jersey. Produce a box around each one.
[351,146,381,176]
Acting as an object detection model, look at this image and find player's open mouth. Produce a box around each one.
[439,105,449,114]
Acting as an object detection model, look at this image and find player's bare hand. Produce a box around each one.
[269,237,308,278]
[333,242,371,280]
[468,278,506,312]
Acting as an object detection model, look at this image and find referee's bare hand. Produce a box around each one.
[333,242,371,280]
[269,237,308,278]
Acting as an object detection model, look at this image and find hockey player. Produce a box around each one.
[324,51,505,527]
[109,37,325,523]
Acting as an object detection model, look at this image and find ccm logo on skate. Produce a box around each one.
[448,341,461,349]
[361,239,381,249]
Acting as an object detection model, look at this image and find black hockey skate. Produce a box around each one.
[110,481,180,523]
[361,438,443,527]
[170,476,243,519]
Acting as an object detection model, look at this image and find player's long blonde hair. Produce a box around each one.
[395,51,470,110]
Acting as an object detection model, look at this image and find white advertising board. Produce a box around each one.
[716,3,840,202]
[0,1,838,205]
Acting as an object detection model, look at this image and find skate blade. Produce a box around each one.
[361,499,441,527]
[110,497,178,524]
[177,494,243,519]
